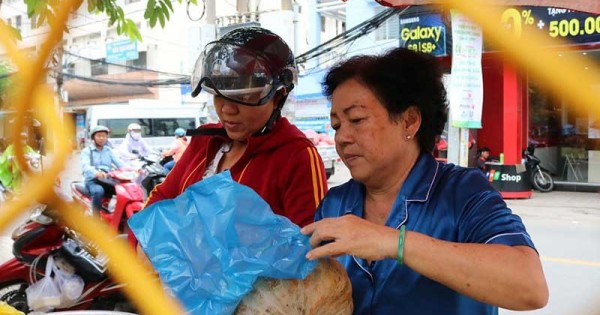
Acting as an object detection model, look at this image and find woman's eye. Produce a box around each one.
[349,118,364,124]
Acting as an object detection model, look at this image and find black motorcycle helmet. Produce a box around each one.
[190,27,297,134]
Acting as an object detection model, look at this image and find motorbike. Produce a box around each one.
[137,154,168,198]
[70,168,144,246]
[523,146,555,192]
[0,206,136,313]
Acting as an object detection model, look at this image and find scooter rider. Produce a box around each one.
[161,128,188,173]
[0,132,37,192]
[118,123,152,160]
[81,125,126,213]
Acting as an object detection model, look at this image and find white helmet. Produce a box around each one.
[128,123,142,132]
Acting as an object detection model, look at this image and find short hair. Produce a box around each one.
[322,48,448,153]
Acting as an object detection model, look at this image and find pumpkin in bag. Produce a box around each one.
[235,258,353,315]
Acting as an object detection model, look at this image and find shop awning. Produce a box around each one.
[375,0,600,14]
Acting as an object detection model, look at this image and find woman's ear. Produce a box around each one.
[272,89,288,106]
[404,106,422,136]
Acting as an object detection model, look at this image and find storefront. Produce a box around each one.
[398,5,600,194]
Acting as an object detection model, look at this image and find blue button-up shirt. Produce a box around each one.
[81,145,125,181]
[315,153,536,315]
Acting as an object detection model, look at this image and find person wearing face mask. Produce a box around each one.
[118,123,152,160]
[144,27,328,227]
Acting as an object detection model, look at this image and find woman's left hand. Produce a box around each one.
[301,215,399,261]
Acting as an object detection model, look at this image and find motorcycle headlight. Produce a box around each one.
[11,223,30,239]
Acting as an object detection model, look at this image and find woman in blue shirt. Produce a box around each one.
[301,48,548,315]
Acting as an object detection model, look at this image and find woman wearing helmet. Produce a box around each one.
[118,122,152,159]
[81,125,126,213]
[144,27,328,227]
[161,128,189,173]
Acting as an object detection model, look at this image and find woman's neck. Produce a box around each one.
[363,150,420,222]
[216,140,248,173]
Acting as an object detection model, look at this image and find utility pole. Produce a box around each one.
[206,0,216,26]
[46,44,65,153]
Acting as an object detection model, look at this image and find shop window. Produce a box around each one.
[91,58,108,76]
[375,7,399,41]
[126,51,147,71]
[15,15,22,32]
[528,51,600,184]
[30,15,37,30]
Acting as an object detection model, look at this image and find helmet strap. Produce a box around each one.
[254,91,289,136]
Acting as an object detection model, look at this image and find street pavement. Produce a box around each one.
[1,154,599,314]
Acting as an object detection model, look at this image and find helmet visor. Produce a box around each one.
[191,42,278,106]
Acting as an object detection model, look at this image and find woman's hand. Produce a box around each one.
[301,215,399,261]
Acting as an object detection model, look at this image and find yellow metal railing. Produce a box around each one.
[0,0,597,314]
[0,0,184,314]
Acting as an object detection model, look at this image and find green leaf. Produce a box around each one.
[159,2,170,20]
[125,19,142,42]
[149,13,158,28]
[158,12,165,28]
[108,14,117,26]
[87,0,96,12]
[163,0,174,12]
[145,0,157,17]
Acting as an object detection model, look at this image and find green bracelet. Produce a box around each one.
[397,225,406,265]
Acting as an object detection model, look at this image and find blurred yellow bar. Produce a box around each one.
[0,0,185,314]
[1,1,599,314]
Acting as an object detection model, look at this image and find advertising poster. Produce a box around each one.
[399,13,447,57]
[449,10,483,129]
[498,6,600,45]
[294,93,333,135]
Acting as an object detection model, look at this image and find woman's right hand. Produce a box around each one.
[301,215,399,262]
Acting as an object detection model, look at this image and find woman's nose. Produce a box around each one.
[219,98,240,114]
[334,126,353,147]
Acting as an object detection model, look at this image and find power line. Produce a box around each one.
[53,72,189,87]
[63,50,189,77]
[296,7,406,66]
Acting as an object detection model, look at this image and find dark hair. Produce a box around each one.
[477,147,490,157]
[322,48,448,153]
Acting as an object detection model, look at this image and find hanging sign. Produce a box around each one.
[500,6,600,44]
[399,13,447,56]
[106,39,138,63]
[449,10,483,129]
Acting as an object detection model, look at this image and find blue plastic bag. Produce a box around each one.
[128,171,317,315]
